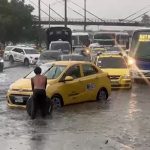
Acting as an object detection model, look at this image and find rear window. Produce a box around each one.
[51,43,71,51]
[40,52,61,60]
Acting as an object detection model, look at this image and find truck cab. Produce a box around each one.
[46,27,72,54]
[49,40,71,54]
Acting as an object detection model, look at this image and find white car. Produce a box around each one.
[3,46,15,61]
[9,46,40,66]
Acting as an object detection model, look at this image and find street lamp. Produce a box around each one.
[7,0,11,3]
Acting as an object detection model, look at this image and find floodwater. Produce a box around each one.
[0,63,150,150]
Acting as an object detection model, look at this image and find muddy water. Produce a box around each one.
[0,67,150,150]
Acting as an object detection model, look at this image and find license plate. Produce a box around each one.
[15,96,23,103]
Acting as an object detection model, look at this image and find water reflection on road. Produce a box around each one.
[0,66,150,149]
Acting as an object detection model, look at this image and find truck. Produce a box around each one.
[46,27,72,54]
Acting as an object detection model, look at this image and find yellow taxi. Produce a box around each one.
[7,61,111,108]
[95,54,132,89]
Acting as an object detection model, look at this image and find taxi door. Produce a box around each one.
[60,64,85,104]
[79,64,101,101]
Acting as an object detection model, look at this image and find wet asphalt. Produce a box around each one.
[0,61,150,150]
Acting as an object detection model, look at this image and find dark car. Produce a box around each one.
[36,50,62,66]
[57,54,91,62]
[0,57,4,72]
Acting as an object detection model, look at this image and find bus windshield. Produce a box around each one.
[94,33,115,46]
[130,31,150,59]
[72,33,89,46]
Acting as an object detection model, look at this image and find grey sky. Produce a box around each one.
[25,0,150,20]
[25,0,150,30]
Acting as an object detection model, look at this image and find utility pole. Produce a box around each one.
[84,0,87,31]
[38,0,41,47]
[64,0,67,27]
[49,4,51,28]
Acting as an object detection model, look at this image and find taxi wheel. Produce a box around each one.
[51,95,63,109]
[97,88,108,101]
[24,59,29,66]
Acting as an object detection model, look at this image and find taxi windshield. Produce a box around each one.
[25,65,51,79]
[98,57,127,68]
[44,65,67,79]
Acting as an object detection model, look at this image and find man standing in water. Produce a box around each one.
[31,66,47,119]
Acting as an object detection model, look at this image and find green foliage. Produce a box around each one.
[0,0,42,44]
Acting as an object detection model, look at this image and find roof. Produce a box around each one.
[72,32,89,36]
[46,61,93,66]
[12,46,34,49]
[51,41,70,44]
[94,31,129,35]
[97,53,123,58]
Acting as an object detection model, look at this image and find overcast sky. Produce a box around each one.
[25,0,150,30]
[25,0,150,19]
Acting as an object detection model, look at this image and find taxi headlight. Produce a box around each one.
[123,75,131,79]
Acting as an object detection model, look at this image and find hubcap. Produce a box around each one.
[53,97,61,108]
[99,90,107,100]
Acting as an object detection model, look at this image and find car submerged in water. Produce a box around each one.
[7,61,111,108]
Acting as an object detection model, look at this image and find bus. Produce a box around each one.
[72,32,90,48]
[93,31,129,49]
[129,29,150,80]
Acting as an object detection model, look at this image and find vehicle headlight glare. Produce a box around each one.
[123,75,130,79]
[0,59,4,63]
[128,58,135,65]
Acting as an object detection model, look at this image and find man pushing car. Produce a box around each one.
[30,66,47,119]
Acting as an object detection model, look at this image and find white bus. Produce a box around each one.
[72,32,90,47]
[93,31,129,49]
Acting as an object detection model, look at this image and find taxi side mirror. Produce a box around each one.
[64,76,74,81]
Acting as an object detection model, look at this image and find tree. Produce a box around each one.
[141,14,150,26]
[0,0,41,44]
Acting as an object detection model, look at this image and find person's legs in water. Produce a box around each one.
[39,90,47,118]
[31,90,39,119]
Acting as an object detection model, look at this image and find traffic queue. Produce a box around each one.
[3,27,135,119]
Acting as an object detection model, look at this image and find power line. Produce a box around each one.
[70,0,105,22]
[28,0,56,21]
[127,10,150,23]
[121,5,150,21]
[55,0,93,22]
[40,0,64,19]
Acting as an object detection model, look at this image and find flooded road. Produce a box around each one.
[0,65,150,150]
